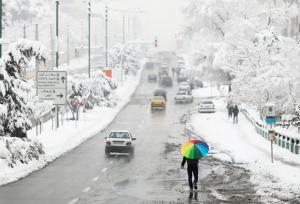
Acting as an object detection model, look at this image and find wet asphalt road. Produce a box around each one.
[0,67,263,204]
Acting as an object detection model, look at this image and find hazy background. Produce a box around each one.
[105,0,186,50]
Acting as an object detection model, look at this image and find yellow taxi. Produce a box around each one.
[151,96,166,110]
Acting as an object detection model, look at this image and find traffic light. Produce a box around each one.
[154,37,158,47]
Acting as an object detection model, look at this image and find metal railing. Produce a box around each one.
[242,109,300,155]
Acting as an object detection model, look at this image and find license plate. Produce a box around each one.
[113,141,124,144]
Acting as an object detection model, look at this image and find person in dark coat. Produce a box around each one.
[233,105,239,124]
[227,103,233,118]
[181,157,199,191]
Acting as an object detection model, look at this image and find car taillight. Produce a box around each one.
[126,141,132,146]
[106,141,111,145]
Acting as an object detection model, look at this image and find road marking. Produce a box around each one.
[102,167,108,173]
[82,186,91,193]
[92,176,99,182]
[68,198,79,204]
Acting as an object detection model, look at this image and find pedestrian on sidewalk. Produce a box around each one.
[181,156,199,191]
[233,105,239,124]
[227,103,233,118]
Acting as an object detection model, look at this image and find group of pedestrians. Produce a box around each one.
[227,103,239,124]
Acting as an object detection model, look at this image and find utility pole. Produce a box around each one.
[123,14,125,44]
[35,23,39,96]
[23,24,26,39]
[56,0,59,69]
[0,0,2,58]
[105,5,108,67]
[35,24,39,41]
[121,14,125,86]
[67,25,70,66]
[50,24,54,70]
[55,0,59,128]
[88,0,91,78]
[127,13,130,42]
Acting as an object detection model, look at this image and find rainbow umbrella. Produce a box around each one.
[180,139,209,159]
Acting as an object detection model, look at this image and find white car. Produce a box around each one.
[174,91,193,103]
[198,100,215,113]
[105,131,136,156]
[179,82,189,87]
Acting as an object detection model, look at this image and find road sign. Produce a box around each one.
[266,116,276,124]
[37,71,67,105]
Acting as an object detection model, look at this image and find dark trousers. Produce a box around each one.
[233,115,238,124]
[187,163,198,189]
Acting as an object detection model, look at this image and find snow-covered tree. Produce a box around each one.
[109,43,146,76]
[182,0,300,114]
[4,0,50,24]
[0,39,46,138]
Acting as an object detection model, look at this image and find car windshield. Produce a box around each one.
[109,132,130,139]
[177,92,186,95]
[153,96,164,100]
[179,87,188,91]
[202,101,213,104]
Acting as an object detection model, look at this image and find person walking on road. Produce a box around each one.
[181,156,199,191]
[233,105,239,124]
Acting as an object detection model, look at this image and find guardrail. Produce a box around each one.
[242,109,300,155]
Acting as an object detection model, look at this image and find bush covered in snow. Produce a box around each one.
[0,136,44,168]
[67,71,117,119]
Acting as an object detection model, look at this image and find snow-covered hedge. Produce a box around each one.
[67,71,117,115]
[0,136,44,168]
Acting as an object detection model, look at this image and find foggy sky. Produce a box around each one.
[104,0,186,50]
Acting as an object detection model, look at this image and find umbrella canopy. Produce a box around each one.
[180,139,209,159]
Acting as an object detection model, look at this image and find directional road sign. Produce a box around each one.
[37,71,67,105]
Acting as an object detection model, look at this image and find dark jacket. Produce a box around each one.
[181,157,199,167]
[233,106,239,116]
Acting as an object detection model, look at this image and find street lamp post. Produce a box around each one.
[105,5,108,68]
[0,0,2,58]
[88,0,91,78]
[55,0,59,129]
[56,0,59,69]
[123,14,125,44]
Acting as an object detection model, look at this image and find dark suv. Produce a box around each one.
[159,75,173,87]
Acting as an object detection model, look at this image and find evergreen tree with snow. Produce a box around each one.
[0,40,46,138]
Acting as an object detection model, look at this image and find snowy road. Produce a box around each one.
[0,68,262,204]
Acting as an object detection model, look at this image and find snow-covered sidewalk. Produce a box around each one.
[190,97,300,201]
[0,66,143,186]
